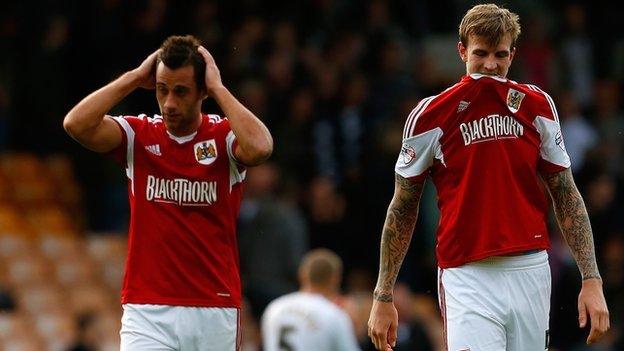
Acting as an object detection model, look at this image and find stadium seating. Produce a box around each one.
[0,152,123,350]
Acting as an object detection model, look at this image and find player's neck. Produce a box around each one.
[168,112,203,137]
[301,286,336,300]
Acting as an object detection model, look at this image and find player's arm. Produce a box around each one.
[542,168,610,344]
[368,173,424,351]
[63,50,159,152]
[197,46,273,166]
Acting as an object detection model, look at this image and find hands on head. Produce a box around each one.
[133,49,161,90]
[133,45,224,95]
[197,45,224,96]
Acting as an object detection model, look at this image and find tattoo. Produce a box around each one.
[373,174,424,302]
[544,169,601,280]
[373,291,394,302]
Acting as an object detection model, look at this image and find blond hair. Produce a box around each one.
[299,248,343,287]
[459,4,521,48]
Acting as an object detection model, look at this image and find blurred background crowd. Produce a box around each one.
[0,0,622,350]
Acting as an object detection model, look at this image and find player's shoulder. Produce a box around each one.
[111,113,164,132]
[307,294,347,318]
[204,113,229,127]
[403,80,471,139]
[402,93,447,140]
[510,81,560,120]
[504,80,554,106]
[201,113,232,136]
[262,292,306,324]
[119,113,162,123]
[263,292,298,314]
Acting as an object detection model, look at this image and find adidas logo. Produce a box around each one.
[145,144,162,156]
[457,100,470,113]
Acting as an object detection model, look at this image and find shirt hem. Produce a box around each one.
[437,243,550,268]
[121,296,241,309]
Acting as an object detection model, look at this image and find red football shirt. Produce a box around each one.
[396,74,571,268]
[111,113,245,307]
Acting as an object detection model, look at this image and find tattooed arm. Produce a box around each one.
[543,168,609,344]
[374,174,424,301]
[543,168,600,280]
[368,174,424,351]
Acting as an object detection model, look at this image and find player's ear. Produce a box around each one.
[197,81,208,100]
[458,41,468,62]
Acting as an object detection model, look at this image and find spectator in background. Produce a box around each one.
[516,15,556,90]
[262,248,361,351]
[192,0,223,51]
[0,285,16,312]
[0,85,8,149]
[272,87,316,186]
[390,283,435,351]
[17,14,70,152]
[314,73,368,184]
[344,292,376,351]
[224,16,266,86]
[593,80,624,175]
[558,3,594,110]
[238,162,308,319]
[601,234,624,349]
[306,176,347,252]
[583,172,623,251]
[559,89,598,173]
[1,10,13,148]
[67,313,96,351]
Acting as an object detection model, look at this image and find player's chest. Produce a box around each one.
[135,134,227,179]
[441,95,540,146]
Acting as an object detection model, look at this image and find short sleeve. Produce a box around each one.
[108,114,148,194]
[527,86,571,174]
[395,128,444,182]
[533,116,571,173]
[395,96,444,182]
[108,115,139,164]
[221,117,247,190]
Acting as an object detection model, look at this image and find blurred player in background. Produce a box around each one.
[262,248,361,351]
[63,35,272,350]
[368,4,609,351]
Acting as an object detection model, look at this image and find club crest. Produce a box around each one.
[506,88,525,113]
[457,100,470,113]
[194,139,217,165]
[401,143,416,164]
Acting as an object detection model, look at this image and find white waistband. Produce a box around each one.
[463,250,548,270]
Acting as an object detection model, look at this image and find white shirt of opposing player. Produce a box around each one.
[261,292,361,351]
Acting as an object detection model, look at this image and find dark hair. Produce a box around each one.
[158,35,206,91]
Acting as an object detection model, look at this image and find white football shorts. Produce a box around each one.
[120,304,240,351]
[438,250,551,351]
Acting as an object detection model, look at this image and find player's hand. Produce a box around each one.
[368,299,398,351]
[578,278,610,344]
[197,46,224,96]
[132,49,160,89]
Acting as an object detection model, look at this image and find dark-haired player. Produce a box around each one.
[64,35,273,350]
